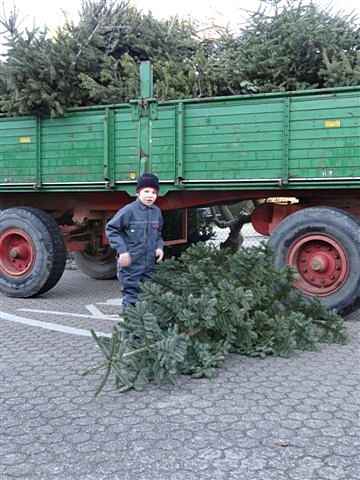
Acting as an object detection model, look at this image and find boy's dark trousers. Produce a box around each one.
[118,260,154,308]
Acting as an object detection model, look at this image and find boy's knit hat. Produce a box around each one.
[136,173,160,192]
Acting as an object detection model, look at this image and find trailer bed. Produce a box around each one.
[1,85,360,193]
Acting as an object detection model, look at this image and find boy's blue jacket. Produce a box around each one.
[105,199,164,267]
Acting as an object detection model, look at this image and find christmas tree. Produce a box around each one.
[85,244,347,395]
[1,0,359,116]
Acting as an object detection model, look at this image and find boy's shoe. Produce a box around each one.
[118,303,130,317]
[118,302,135,317]
[118,300,124,316]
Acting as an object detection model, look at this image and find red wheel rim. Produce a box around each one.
[0,228,36,276]
[287,234,349,296]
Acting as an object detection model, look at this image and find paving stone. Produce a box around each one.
[0,453,28,466]
[344,463,360,476]
[3,463,36,478]
[0,270,359,480]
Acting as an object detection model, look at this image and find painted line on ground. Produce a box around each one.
[18,308,120,322]
[97,298,123,306]
[0,310,110,337]
[85,304,118,319]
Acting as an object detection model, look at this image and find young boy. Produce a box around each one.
[105,173,164,310]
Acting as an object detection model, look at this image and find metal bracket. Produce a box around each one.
[105,180,115,190]
[150,102,158,120]
[130,101,140,121]
[130,99,158,121]
[140,98,149,116]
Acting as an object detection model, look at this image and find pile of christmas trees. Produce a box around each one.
[1,0,360,117]
[86,244,347,394]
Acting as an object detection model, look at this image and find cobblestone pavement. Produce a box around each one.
[0,269,360,480]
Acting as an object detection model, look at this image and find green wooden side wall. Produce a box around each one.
[41,111,105,184]
[150,106,175,181]
[0,87,360,192]
[114,108,138,180]
[0,118,37,184]
[182,99,283,181]
[288,94,360,179]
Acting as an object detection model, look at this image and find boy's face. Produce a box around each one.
[137,187,158,206]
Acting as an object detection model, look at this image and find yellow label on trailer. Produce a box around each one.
[18,136,32,143]
[324,120,341,128]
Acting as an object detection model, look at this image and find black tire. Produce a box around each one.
[0,207,66,298]
[268,207,360,313]
[74,247,116,280]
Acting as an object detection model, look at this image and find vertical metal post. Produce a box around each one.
[176,102,184,181]
[35,117,42,189]
[104,108,115,187]
[139,61,154,174]
[282,97,290,186]
[104,109,109,181]
[139,108,150,174]
[140,61,153,99]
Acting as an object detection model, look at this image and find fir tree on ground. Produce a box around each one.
[85,244,347,395]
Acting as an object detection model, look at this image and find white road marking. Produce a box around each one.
[18,308,120,322]
[0,310,110,337]
[96,298,123,306]
[86,304,110,318]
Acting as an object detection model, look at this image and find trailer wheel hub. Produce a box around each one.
[0,228,36,276]
[310,254,328,272]
[287,234,348,296]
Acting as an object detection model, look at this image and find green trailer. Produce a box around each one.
[1,61,360,311]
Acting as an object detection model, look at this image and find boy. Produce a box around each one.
[105,173,164,310]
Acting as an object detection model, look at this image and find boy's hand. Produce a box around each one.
[118,252,131,268]
[155,248,164,263]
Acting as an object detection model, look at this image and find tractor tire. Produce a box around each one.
[268,207,360,313]
[74,247,117,280]
[0,207,66,297]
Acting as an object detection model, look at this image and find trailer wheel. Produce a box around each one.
[268,207,360,312]
[74,247,116,280]
[0,207,66,298]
